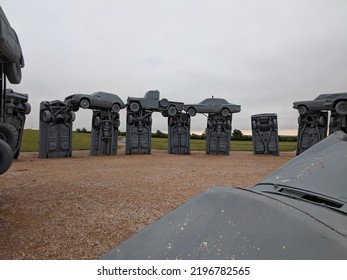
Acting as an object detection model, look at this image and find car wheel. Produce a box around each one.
[221,108,230,117]
[4,62,22,84]
[93,116,101,128]
[161,110,168,117]
[252,120,257,130]
[23,102,31,115]
[127,114,133,125]
[112,103,121,113]
[168,117,174,127]
[129,102,140,113]
[0,140,13,175]
[0,123,18,152]
[187,107,196,117]
[298,105,308,115]
[72,104,80,112]
[159,98,169,108]
[42,110,52,123]
[335,101,347,115]
[68,112,76,122]
[80,98,90,109]
[168,106,177,117]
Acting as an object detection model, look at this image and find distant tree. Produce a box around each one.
[232,129,243,139]
[81,127,88,133]
[152,130,167,138]
[76,128,81,133]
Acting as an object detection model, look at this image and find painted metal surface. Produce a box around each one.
[100,131,347,260]
[39,100,75,158]
[251,113,279,155]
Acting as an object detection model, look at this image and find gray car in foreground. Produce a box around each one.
[64,91,125,112]
[184,97,241,117]
[101,131,347,259]
[293,92,347,115]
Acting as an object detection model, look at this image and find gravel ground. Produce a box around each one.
[0,149,295,260]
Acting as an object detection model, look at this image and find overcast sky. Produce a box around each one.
[2,0,347,135]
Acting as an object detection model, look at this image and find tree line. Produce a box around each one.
[76,128,297,142]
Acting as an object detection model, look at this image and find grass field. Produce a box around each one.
[20,129,297,152]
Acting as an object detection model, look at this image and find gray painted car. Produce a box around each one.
[184,97,241,117]
[0,6,25,84]
[100,131,347,259]
[127,90,182,117]
[64,91,125,113]
[293,92,347,115]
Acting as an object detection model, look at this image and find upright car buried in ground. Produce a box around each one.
[101,131,347,259]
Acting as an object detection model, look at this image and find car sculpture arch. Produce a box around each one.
[0,7,29,175]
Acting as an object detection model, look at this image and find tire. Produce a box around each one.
[335,101,347,115]
[80,98,90,109]
[187,107,196,117]
[129,102,140,113]
[112,103,121,113]
[72,104,80,112]
[298,105,308,115]
[93,116,101,128]
[42,110,52,123]
[168,117,174,127]
[23,102,31,115]
[0,140,13,175]
[68,112,76,122]
[4,62,22,84]
[159,98,169,108]
[168,106,177,117]
[252,120,257,130]
[127,114,133,125]
[0,122,18,151]
[221,108,230,117]
[161,110,168,117]
[226,120,232,129]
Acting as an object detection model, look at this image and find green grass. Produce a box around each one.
[20,129,297,152]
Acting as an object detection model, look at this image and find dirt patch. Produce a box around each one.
[0,150,295,259]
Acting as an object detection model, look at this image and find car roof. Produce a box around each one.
[199,98,229,104]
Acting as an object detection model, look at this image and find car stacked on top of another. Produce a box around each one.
[184,97,241,117]
[127,90,183,117]
[64,91,126,113]
[293,92,347,115]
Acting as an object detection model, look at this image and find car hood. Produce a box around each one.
[100,186,347,260]
[99,131,347,260]
[254,131,347,208]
